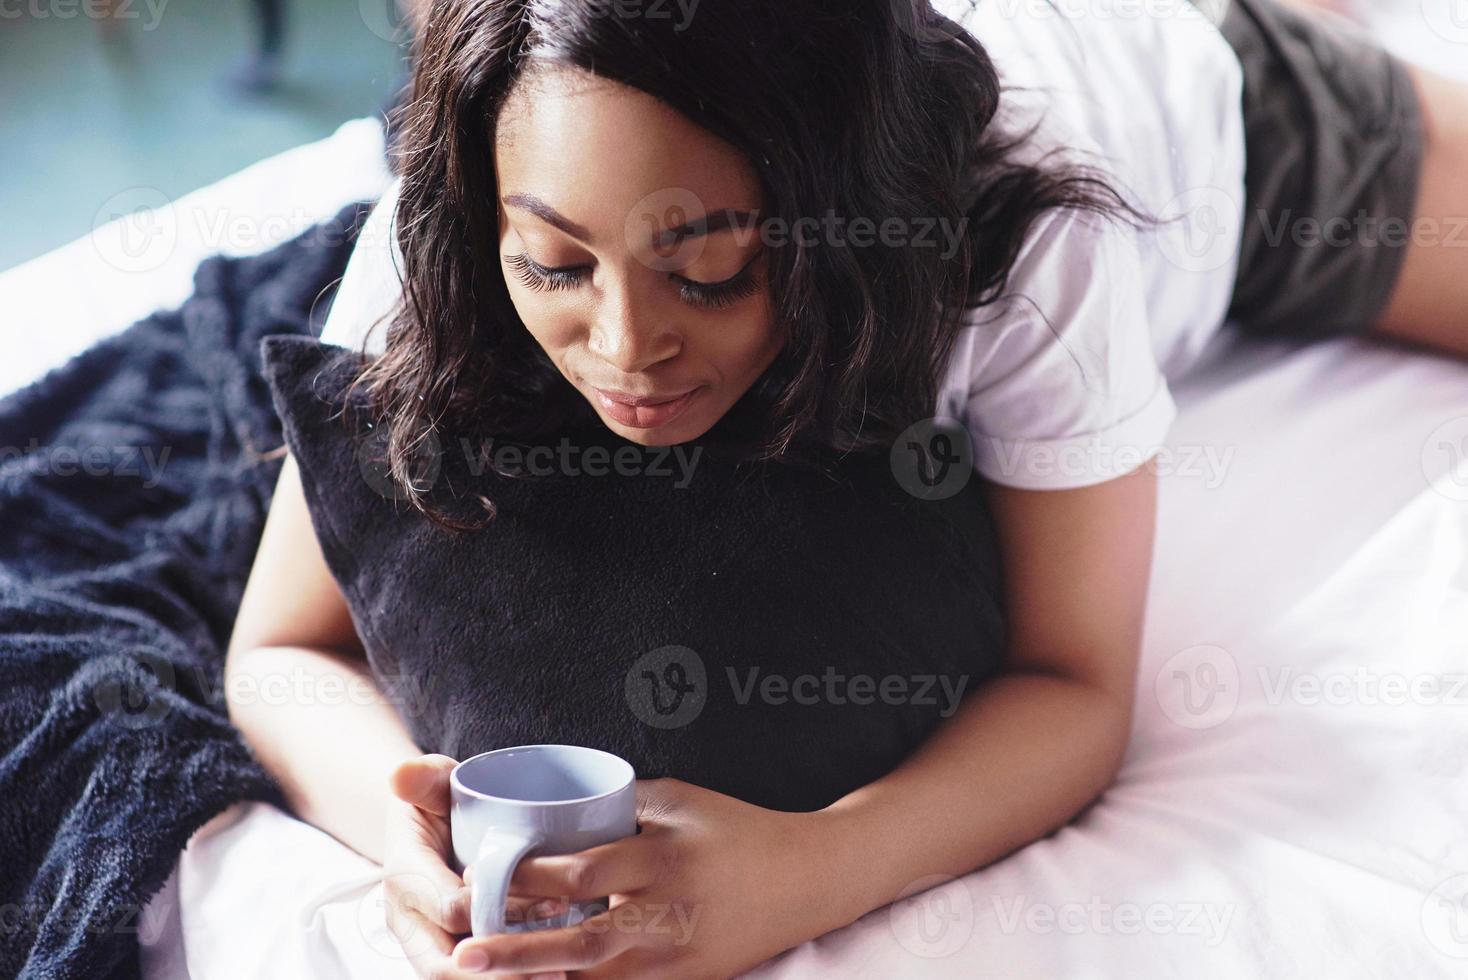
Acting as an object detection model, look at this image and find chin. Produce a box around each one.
[598,413,716,447]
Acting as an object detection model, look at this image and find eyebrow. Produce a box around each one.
[502,193,592,242]
[501,192,759,249]
[658,208,761,250]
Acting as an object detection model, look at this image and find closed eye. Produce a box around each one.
[506,252,587,292]
[504,249,764,310]
[672,251,764,310]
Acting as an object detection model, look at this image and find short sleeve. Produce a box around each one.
[318,175,404,356]
[937,208,1176,490]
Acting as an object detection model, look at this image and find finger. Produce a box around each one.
[453,909,641,975]
[384,859,472,937]
[503,895,571,927]
[388,902,458,978]
[458,866,568,932]
[391,754,459,817]
[393,906,562,980]
[384,807,473,934]
[509,833,665,901]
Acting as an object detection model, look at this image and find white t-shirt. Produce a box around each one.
[320,0,1245,490]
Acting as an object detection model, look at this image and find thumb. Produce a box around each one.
[390,753,458,817]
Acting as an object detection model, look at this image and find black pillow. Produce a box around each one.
[261,335,1006,812]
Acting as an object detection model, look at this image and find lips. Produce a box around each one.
[592,386,703,428]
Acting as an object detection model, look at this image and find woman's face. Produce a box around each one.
[494,66,784,446]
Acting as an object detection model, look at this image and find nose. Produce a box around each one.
[587,278,682,375]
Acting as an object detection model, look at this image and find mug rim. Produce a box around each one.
[450,743,635,807]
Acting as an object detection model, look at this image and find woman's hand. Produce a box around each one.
[382,754,571,980]
[447,778,837,979]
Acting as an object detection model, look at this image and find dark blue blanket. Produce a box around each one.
[0,203,370,979]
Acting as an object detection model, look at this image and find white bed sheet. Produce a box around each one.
[5,33,1468,977]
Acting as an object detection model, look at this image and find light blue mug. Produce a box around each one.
[449,744,638,937]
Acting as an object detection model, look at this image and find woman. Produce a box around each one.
[226,0,1468,976]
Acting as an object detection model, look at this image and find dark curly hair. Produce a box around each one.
[343,0,1143,529]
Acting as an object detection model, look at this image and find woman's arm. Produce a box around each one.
[229,466,491,976]
[811,460,1156,930]
[225,453,424,865]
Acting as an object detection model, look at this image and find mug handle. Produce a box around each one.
[467,827,539,936]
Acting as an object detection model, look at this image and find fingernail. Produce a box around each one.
[458,948,489,972]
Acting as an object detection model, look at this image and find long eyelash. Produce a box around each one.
[506,250,763,309]
[505,252,585,293]
[677,255,764,310]
[678,271,761,310]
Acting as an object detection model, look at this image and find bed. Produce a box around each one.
[5,18,1467,976]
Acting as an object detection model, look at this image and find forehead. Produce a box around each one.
[493,65,763,229]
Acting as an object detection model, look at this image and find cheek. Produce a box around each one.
[505,286,584,356]
[698,299,781,380]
